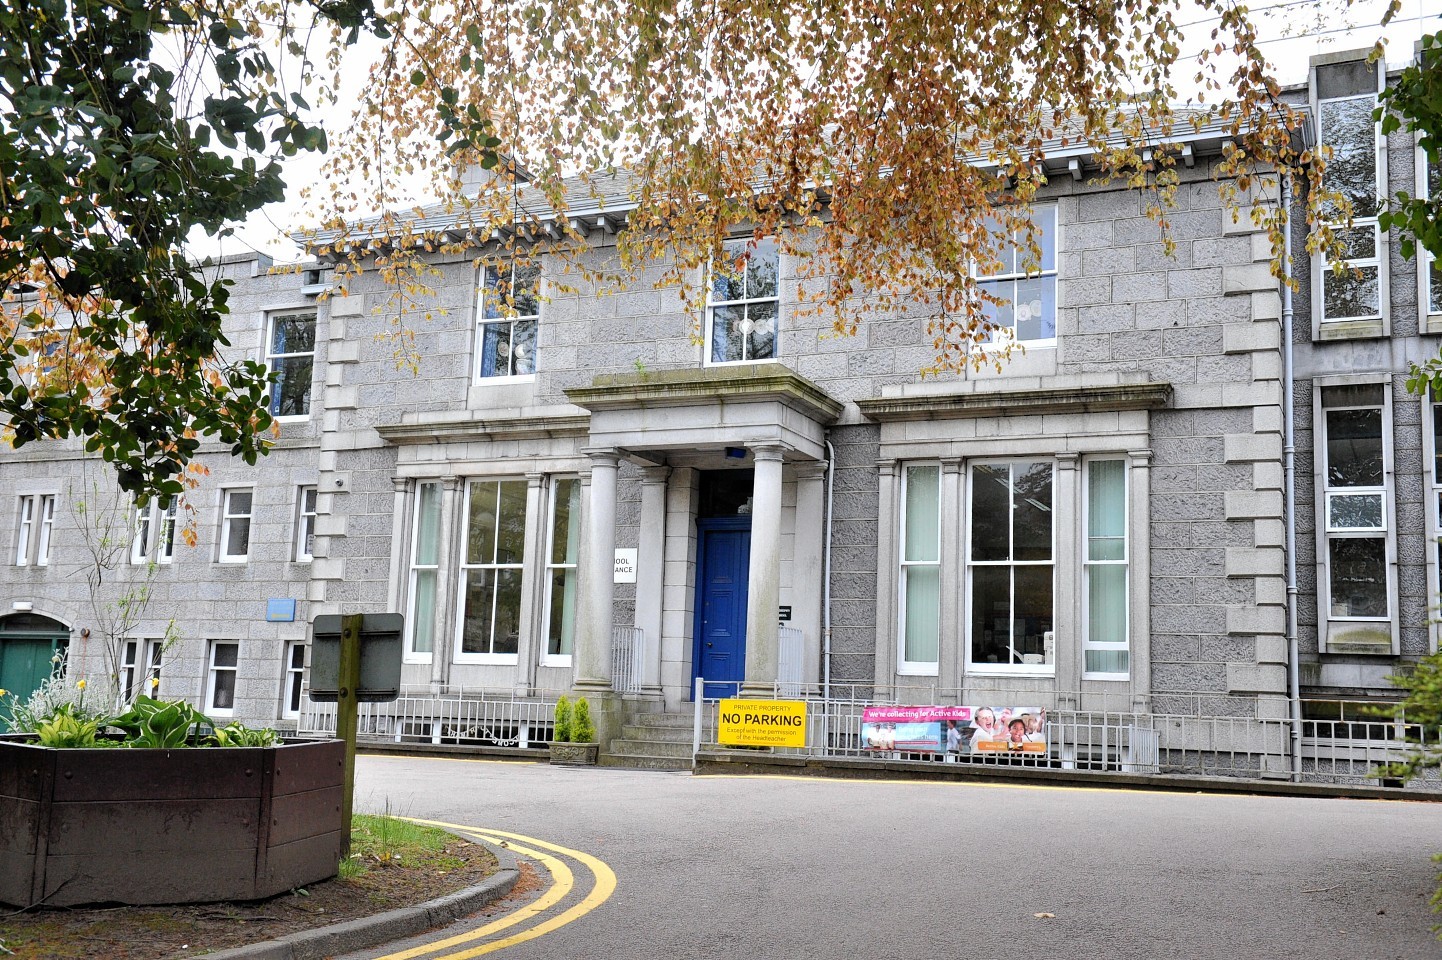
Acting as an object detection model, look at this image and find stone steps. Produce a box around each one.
[604,712,696,771]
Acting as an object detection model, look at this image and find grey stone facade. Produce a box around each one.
[1,49,1435,739]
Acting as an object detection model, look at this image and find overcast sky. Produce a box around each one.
[187,0,1441,266]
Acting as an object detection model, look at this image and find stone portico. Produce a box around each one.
[565,366,842,712]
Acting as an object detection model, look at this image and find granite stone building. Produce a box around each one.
[2,48,1436,778]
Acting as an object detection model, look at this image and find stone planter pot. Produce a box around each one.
[0,737,345,907]
[549,742,599,766]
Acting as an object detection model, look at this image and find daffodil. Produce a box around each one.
[0,689,8,698]
[150,677,160,689]
[76,679,86,691]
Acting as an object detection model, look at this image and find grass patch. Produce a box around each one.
[341,815,466,880]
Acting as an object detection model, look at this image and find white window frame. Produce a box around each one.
[205,641,239,717]
[453,479,528,664]
[130,499,176,566]
[897,463,941,677]
[1310,54,1387,330]
[15,493,55,567]
[219,487,254,564]
[405,481,441,664]
[120,639,139,703]
[976,204,1059,348]
[294,485,317,563]
[143,639,164,697]
[704,237,781,367]
[265,310,318,419]
[541,477,581,667]
[474,262,540,382]
[1315,379,1397,653]
[281,640,306,720]
[965,459,1057,677]
[1082,457,1130,680]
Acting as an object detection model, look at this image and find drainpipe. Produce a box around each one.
[1282,172,1302,782]
[821,438,836,755]
[822,438,836,701]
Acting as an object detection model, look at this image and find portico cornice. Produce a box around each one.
[565,366,844,424]
[375,413,590,445]
[856,381,1173,422]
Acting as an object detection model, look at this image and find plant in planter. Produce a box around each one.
[0,690,344,907]
[549,695,599,766]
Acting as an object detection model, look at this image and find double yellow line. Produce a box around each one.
[371,820,616,960]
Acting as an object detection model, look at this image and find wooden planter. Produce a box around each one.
[0,737,345,907]
[549,742,599,765]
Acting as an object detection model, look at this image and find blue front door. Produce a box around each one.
[694,519,751,699]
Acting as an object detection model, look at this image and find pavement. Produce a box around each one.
[202,839,521,960]
[319,755,1442,960]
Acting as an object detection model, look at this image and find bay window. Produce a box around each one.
[898,464,941,674]
[543,478,581,662]
[968,460,1054,670]
[1083,459,1129,677]
[406,482,441,661]
[456,479,529,660]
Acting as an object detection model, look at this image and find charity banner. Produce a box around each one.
[860,705,1048,755]
[962,706,1049,754]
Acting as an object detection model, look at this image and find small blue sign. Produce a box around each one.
[266,598,297,623]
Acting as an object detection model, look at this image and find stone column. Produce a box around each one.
[433,478,463,691]
[386,478,410,612]
[513,473,546,697]
[1128,449,1153,714]
[742,444,786,697]
[791,462,827,689]
[1054,454,1080,710]
[872,461,898,689]
[635,465,670,698]
[575,448,619,693]
[939,459,963,695]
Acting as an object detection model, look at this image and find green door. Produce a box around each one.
[0,613,69,707]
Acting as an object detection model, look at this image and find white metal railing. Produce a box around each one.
[612,626,644,695]
[689,684,1442,788]
[296,683,563,748]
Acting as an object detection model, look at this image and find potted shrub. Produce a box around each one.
[0,681,344,907]
[549,695,599,765]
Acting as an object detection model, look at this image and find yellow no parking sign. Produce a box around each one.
[717,699,808,748]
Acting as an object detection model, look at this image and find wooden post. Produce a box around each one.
[337,613,363,857]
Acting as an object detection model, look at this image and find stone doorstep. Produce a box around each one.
[607,738,694,759]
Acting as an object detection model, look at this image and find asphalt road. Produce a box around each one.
[354,755,1442,959]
